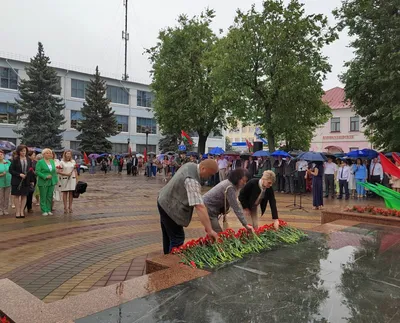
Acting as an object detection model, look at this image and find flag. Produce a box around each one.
[245,139,253,152]
[128,144,132,157]
[393,152,400,165]
[143,148,147,162]
[181,130,193,145]
[83,152,90,165]
[379,153,400,178]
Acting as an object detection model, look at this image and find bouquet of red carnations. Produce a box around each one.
[172,220,307,268]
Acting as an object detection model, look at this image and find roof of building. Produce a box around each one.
[322,87,351,110]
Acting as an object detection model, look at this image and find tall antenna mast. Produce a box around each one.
[122,0,129,81]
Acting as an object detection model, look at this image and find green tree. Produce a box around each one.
[212,0,336,152]
[76,66,118,153]
[159,133,196,153]
[14,42,65,149]
[146,9,228,154]
[334,1,400,151]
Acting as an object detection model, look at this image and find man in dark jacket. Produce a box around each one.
[283,157,296,194]
[273,157,284,192]
[239,170,280,230]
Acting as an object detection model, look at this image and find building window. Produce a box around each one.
[70,141,81,150]
[330,117,340,132]
[350,116,359,132]
[116,115,129,132]
[137,90,152,107]
[112,143,128,154]
[71,79,88,99]
[70,110,84,129]
[349,147,359,152]
[136,144,156,154]
[107,86,129,105]
[0,102,17,124]
[0,67,18,90]
[137,117,156,134]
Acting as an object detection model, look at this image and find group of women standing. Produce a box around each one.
[0,145,77,218]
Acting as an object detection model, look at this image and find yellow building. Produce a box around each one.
[226,122,258,146]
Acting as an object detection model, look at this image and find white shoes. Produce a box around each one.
[42,213,48,216]
[48,212,53,216]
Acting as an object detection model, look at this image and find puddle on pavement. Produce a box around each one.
[77,227,400,323]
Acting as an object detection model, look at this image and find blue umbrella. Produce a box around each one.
[271,150,291,158]
[346,148,378,159]
[209,147,225,155]
[253,150,270,157]
[298,151,328,162]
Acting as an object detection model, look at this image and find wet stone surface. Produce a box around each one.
[78,227,400,323]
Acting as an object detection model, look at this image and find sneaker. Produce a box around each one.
[48,212,53,216]
[42,213,48,216]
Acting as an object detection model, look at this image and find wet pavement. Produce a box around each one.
[0,172,387,304]
[78,224,400,323]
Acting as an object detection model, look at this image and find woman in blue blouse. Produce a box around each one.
[352,158,367,198]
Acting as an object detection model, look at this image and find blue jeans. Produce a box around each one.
[356,179,365,196]
[90,165,95,174]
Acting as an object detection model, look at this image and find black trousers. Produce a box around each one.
[298,171,306,193]
[26,191,34,210]
[158,202,185,254]
[338,180,349,199]
[370,175,381,196]
[324,174,335,197]
[276,174,284,192]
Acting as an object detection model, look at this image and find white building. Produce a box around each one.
[0,54,224,153]
[310,87,372,153]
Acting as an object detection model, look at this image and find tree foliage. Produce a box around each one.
[14,42,65,149]
[76,66,118,153]
[211,0,336,152]
[334,1,400,151]
[158,133,195,153]
[146,9,227,154]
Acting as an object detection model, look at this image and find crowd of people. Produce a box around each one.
[0,145,78,218]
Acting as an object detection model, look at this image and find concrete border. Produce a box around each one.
[0,255,209,323]
[321,210,400,227]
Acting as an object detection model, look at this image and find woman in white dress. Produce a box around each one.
[59,150,77,214]
[348,160,356,198]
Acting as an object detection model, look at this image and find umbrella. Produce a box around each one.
[253,150,270,157]
[271,150,292,158]
[88,153,100,159]
[345,148,378,159]
[224,151,241,156]
[297,151,328,162]
[164,151,176,155]
[209,147,225,155]
[0,141,16,151]
[157,154,165,160]
[288,150,303,157]
[186,151,199,156]
[147,151,156,155]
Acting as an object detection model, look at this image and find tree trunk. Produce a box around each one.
[265,104,275,152]
[197,134,208,155]
[267,129,275,153]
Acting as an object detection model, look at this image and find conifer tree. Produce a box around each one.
[14,42,65,148]
[77,66,118,153]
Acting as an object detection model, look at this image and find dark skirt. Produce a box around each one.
[11,184,29,196]
[312,176,323,207]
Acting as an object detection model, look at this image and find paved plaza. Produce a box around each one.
[0,172,383,304]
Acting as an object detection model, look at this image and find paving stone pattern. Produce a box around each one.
[0,172,382,303]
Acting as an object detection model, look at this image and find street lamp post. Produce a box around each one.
[127,138,130,156]
[145,126,150,156]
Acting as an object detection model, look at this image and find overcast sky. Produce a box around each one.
[1,0,353,89]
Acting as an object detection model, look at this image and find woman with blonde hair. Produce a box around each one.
[35,148,58,216]
[239,170,280,230]
[59,150,77,213]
